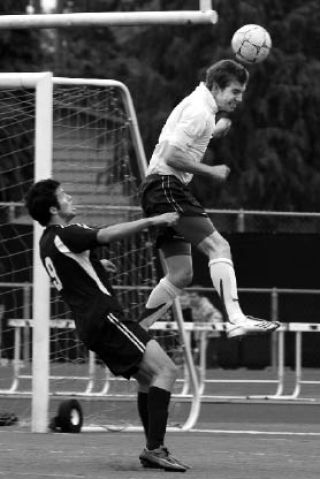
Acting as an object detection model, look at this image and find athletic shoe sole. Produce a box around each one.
[227,321,280,338]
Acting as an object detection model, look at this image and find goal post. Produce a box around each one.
[32,73,53,433]
[0,72,53,433]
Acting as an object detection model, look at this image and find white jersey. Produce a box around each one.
[146,82,218,185]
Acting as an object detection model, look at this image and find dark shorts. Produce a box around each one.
[85,312,152,379]
[140,174,214,248]
[141,174,207,217]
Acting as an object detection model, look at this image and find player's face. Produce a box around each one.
[213,80,247,113]
[55,187,76,222]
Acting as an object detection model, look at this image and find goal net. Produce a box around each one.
[0,74,197,432]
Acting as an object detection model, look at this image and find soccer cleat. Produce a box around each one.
[139,446,187,472]
[167,450,191,470]
[218,280,280,339]
[226,315,280,338]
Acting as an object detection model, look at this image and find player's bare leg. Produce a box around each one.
[140,215,279,338]
[139,244,192,330]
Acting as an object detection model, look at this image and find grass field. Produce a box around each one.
[1,425,320,479]
[1,366,320,479]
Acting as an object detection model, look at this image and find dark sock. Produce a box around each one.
[147,386,171,450]
[137,391,149,439]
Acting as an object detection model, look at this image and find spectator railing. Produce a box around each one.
[2,319,320,403]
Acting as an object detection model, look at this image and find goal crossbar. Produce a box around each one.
[0,10,218,29]
[0,72,53,89]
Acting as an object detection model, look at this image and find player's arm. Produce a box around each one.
[96,212,179,244]
[100,259,117,273]
[161,141,230,182]
[211,117,232,139]
[161,111,231,181]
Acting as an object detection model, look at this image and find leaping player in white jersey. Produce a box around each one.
[140,59,280,338]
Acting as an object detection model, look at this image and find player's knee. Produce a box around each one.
[159,361,178,385]
[217,239,231,258]
[199,232,232,259]
[169,269,193,289]
[210,235,231,258]
[183,269,193,287]
[165,362,179,384]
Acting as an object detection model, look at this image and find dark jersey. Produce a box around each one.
[40,223,122,342]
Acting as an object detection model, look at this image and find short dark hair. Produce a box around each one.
[206,59,249,90]
[25,179,60,226]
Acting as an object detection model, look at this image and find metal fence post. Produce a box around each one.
[271,287,279,369]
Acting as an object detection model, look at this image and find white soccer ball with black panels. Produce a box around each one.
[231,24,272,64]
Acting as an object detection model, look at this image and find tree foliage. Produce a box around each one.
[0,1,43,72]
[0,1,44,202]
[2,0,320,211]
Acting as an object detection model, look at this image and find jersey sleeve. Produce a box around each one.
[169,108,207,151]
[59,224,99,253]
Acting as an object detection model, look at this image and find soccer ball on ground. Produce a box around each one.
[231,24,272,64]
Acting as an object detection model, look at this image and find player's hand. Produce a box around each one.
[100,259,117,273]
[151,212,180,227]
[209,164,231,182]
[212,118,232,139]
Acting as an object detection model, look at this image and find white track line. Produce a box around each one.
[191,428,320,436]
[83,425,320,436]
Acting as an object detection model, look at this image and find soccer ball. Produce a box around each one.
[231,24,272,64]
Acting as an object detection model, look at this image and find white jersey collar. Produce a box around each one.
[196,82,218,115]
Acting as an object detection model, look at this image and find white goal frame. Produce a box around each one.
[0,72,53,432]
[0,1,217,29]
[0,73,200,433]
[0,0,217,434]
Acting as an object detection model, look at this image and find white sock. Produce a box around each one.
[209,258,244,322]
[142,277,182,327]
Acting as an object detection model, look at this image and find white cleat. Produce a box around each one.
[225,316,280,339]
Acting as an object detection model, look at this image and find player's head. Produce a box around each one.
[205,59,249,113]
[25,179,76,226]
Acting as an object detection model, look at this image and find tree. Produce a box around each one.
[206,0,320,211]
[0,1,44,73]
[2,0,320,211]
[0,1,44,203]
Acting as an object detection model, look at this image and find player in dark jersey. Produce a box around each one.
[25,178,188,472]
